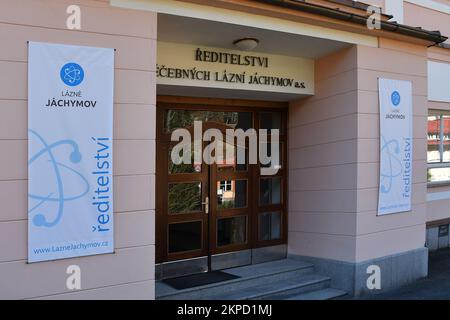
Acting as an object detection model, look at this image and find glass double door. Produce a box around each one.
[166,138,251,262]
[156,99,287,272]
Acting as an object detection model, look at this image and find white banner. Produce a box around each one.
[28,42,114,262]
[378,78,413,215]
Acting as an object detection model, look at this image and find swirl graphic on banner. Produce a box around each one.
[380,135,403,194]
[28,129,89,227]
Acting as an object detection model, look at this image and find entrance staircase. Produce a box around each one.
[156,258,347,300]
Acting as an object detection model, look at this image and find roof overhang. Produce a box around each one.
[255,0,448,45]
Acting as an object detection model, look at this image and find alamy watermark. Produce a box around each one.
[66,5,81,30]
[171,121,280,175]
[66,265,81,290]
[367,5,382,30]
[366,265,381,290]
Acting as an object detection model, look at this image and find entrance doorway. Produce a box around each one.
[156,96,288,279]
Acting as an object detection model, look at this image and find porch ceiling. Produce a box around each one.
[157,13,350,59]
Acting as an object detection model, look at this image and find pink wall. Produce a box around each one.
[354,38,428,261]
[404,2,450,44]
[401,1,450,228]
[364,0,450,43]
[288,46,359,262]
[0,0,157,299]
[402,1,450,227]
[289,38,429,263]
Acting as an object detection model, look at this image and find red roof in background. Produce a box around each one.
[428,118,450,135]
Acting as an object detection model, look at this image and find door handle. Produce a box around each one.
[202,196,209,214]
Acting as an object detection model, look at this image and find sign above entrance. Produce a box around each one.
[156,41,314,95]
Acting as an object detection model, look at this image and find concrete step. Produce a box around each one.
[211,274,331,300]
[284,288,348,300]
[157,258,327,300]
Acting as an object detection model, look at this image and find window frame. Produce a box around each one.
[219,180,232,192]
[428,110,450,186]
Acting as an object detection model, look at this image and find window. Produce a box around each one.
[165,110,252,132]
[260,112,282,133]
[259,212,281,241]
[217,216,247,247]
[219,180,232,192]
[260,177,282,206]
[168,221,202,253]
[168,182,202,214]
[428,112,450,184]
[217,180,247,210]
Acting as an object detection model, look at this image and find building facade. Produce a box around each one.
[0,0,450,299]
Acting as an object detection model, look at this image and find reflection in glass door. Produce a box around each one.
[166,139,209,262]
[211,136,250,254]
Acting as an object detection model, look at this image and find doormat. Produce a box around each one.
[163,271,240,290]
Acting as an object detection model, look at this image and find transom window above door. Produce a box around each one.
[165,110,253,132]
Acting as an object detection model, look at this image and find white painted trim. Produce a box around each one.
[110,0,377,47]
[385,0,404,24]
[427,190,450,202]
[405,0,450,14]
[428,61,450,103]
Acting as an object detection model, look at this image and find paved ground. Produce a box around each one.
[355,248,450,300]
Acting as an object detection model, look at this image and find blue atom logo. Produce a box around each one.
[28,130,89,228]
[60,62,84,86]
[391,91,401,108]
